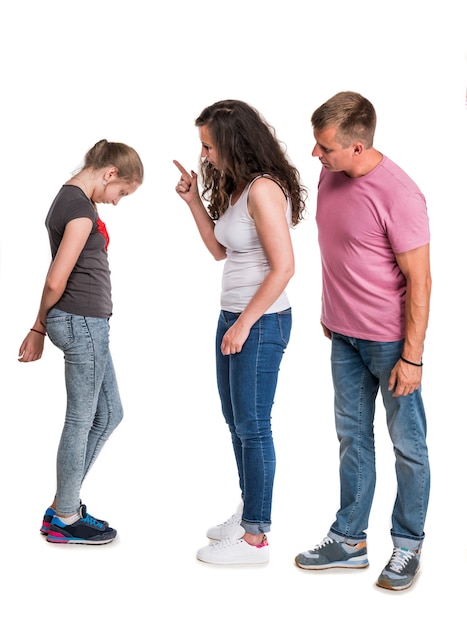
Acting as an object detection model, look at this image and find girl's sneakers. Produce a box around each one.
[41,504,115,544]
[40,507,56,535]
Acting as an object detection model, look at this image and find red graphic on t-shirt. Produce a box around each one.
[96,216,110,251]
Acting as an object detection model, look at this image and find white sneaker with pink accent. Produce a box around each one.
[206,502,244,541]
[197,535,269,565]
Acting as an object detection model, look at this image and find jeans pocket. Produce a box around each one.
[277,308,292,347]
[46,311,74,350]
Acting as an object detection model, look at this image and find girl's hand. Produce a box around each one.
[18,330,45,362]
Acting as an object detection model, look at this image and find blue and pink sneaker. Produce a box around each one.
[40,504,108,535]
[47,504,116,544]
[40,507,56,535]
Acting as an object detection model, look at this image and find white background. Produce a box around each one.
[1,1,466,624]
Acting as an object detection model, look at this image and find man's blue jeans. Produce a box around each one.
[328,333,430,551]
[46,308,123,516]
[216,309,292,535]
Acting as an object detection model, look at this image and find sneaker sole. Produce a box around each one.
[197,554,269,565]
[46,528,117,545]
[376,579,412,591]
[376,578,414,591]
[46,534,116,545]
[295,556,369,570]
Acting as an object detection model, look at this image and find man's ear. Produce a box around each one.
[352,142,364,156]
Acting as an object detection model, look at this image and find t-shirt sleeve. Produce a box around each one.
[63,199,96,226]
[386,192,430,254]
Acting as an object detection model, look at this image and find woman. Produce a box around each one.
[18,139,144,544]
[174,100,306,564]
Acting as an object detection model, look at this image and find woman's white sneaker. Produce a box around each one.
[197,536,269,565]
[206,502,244,541]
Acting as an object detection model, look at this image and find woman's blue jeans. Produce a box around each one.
[328,333,430,551]
[216,309,292,535]
[46,308,123,516]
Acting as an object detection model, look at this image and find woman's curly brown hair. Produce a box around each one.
[195,100,307,226]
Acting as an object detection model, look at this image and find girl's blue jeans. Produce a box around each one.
[46,308,123,516]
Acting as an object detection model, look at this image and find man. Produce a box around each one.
[296,91,431,591]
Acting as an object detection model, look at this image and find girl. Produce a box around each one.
[19,139,144,544]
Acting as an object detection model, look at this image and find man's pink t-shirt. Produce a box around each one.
[316,156,430,342]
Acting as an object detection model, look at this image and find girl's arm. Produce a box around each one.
[18,217,93,362]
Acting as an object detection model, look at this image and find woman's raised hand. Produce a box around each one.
[174,160,198,203]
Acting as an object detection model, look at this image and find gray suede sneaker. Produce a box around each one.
[376,547,420,590]
[295,535,369,570]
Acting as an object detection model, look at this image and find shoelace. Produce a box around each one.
[217,513,242,528]
[82,513,104,528]
[314,536,334,550]
[387,548,415,573]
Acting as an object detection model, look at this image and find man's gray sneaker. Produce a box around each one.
[295,535,369,570]
[376,547,420,590]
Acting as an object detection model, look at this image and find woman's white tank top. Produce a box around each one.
[214,176,292,313]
